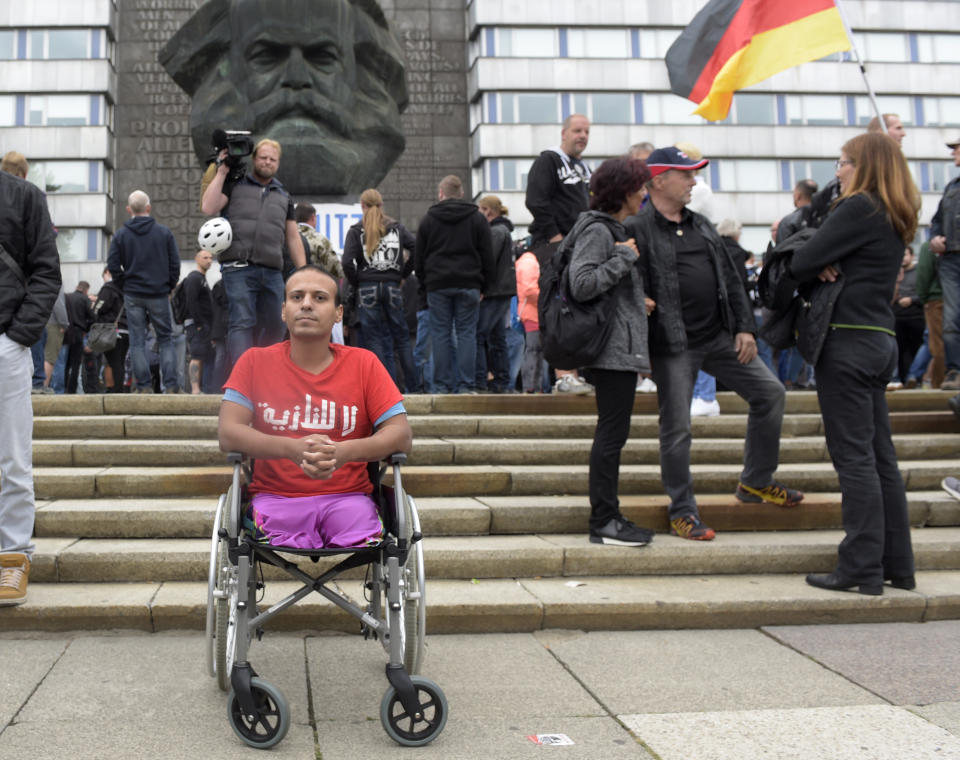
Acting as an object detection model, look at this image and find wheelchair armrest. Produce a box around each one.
[387,452,407,466]
[227,452,244,465]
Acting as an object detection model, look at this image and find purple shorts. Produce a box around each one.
[248,492,383,549]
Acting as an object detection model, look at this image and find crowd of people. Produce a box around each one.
[2,109,959,607]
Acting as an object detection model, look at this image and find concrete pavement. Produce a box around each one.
[1,622,959,759]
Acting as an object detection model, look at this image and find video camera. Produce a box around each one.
[207,128,254,182]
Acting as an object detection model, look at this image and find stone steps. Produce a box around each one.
[23,528,960,585]
[30,459,960,500]
[30,433,960,467]
[31,410,960,440]
[3,571,958,634]
[31,492,960,539]
[17,390,960,633]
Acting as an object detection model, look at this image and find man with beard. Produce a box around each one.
[202,139,306,367]
[160,0,408,197]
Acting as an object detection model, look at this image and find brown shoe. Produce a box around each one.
[0,553,30,606]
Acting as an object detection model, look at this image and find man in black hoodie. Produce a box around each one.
[107,190,181,393]
[414,175,494,394]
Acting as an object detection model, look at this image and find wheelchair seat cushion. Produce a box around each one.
[247,492,384,550]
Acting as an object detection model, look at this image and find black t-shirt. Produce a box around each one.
[656,208,722,346]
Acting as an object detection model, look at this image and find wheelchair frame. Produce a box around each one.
[204,452,447,749]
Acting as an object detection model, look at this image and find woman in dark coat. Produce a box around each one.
[566,156,654,547]
[790,132,921,595]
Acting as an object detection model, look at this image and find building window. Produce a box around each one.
[0,95,15,126]
[22,29,96,60]
[637,29,680,59]
[856,32,910,63]
[26,95,95,126]
[917,34,960,64]
[929,161,960,193]
[55,228,91,262]
[566,29,631,59]
[0,30,15,59]
[496,28,557,58]
[716,160,780,192]
[590,93,632,124]
[26,161,96,193]
[853,96,912,126]
[642,94,706,125]
[785,95,845,126]
[788,160,837,190]
[922,98,960,127]
[731,94,776,125]
[491,93,559,124]
[484,159,534,192]
[48,30,90,59]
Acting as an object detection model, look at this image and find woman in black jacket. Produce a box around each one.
[791,132,921,595]
[341,189,417,391]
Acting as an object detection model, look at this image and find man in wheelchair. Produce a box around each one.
[218,264,412,550]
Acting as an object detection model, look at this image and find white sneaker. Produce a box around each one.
[555,375,594,395]
[690,397,720,417]
[886,381,903,390]
[636,377,657,393]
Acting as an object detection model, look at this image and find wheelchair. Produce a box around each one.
[204,452,447,749]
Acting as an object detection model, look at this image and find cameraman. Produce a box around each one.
[201,138,305,367]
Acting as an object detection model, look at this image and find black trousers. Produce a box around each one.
[64,341,84,394]
[815,329,914,584]
[587,368,638,531]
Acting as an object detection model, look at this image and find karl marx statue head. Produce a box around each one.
[159,0,408,196]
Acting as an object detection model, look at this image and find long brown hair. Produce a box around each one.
[359,188,389,259]
[839,132,920,243]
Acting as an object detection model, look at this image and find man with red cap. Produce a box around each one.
[625,146,803,541]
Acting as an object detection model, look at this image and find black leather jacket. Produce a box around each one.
[625,202,754,355]
[0,172,61,346]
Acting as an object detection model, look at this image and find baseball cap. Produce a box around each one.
[947,138,960,149]
[646,146,709,178]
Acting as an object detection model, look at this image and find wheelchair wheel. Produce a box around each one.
[227,677,290,749]
[400,535,425,674]
[213,538,233,691]
[206,494,227,680]
[402,494,427,674]
[380,676,447,747]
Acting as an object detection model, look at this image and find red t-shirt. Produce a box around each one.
[224,341,404,497]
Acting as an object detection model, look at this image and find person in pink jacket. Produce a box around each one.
[515,250,543,392]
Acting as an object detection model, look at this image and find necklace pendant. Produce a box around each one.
[676,229,683,236]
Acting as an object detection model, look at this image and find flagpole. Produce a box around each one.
[834,0,885,129]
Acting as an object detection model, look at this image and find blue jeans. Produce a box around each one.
[357,281,416,392]
[222,264,285,367]
[907,330,931,382]
[506,322,524,391]
[413,309,434,393]
[428,287,480,393]
[30,328,46,388]
[692,370,716,401]
[125,293,179,392]
[475,296,511,391]
[651,330,785,520]
[938,252,960,371]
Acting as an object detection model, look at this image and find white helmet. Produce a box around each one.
[198,217,233,255]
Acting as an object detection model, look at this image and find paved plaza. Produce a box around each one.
[1,621,959,759]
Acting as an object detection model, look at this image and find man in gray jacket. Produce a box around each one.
[626,147,802,541]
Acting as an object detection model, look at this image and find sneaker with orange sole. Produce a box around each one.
[736,480,804,507]
[669,515,716,541]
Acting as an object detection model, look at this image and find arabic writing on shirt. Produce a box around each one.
[259,394,358,436]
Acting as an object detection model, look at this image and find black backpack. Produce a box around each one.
[537,219,622,369]
[170,279,188,325]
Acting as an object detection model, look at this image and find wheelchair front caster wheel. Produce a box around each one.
[227,677,290,749]
[380,676,448,747]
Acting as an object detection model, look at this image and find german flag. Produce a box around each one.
[666,0,851,121]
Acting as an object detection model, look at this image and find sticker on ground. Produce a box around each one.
[527,733,575,746]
